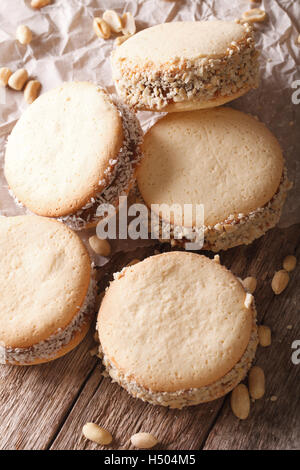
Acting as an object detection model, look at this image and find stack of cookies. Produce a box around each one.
[1,20,291,410]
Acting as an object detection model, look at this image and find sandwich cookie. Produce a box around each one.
[111,21,259,112]
[0,215,96,365]
[5,82,143,230]
[136,108,291,252]
[97,252,258,408]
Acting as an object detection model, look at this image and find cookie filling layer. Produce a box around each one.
[136,168,291,252]
[113,24,258,110]
[99,317,258,409]
[0,276,96,365]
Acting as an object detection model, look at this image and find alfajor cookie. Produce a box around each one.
[97,252,258,408]
[111,21,259,112]
[0,215,96,365]
[136,108,291,251]
[5,82,143,230]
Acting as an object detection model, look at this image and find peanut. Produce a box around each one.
[103,10,122,33]
[115,34,131,47]
[16,25,33,45]
[242,8,267,23]
[82,423,112,445]
[213,254,220,264]
[0,67,12,87]
[89,235,111,256]
[248,366,265,400]
[271,270,289,295]
[8,69,28,91]
[258,325,271,347]
[24,80,41,104]
[244,292,254,309]
[130,432,158,449]
[31,0,51,8]
[282,255,296,272]
[93,18,111,39]
[230,384,250,419]
[242,276,257,294]
[121,12,136,35]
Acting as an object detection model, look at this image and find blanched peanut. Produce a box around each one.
[213,254,220,264]
[0,67,12,87]
[244,292,254,309]
[122,12,136,35]
[230,384,250,419]
[249,366,265,400]
[31,0,51,8]
[16,25,33,45]
[103,10,122,33]
[82,423,112,445]
[24,80,41,104]
[8,69,28,91]
[242,276,257,294]
[131,432,158,449]
[271,270,289,295]
[93,18,111,39]
[242,8,267,23]
[282,255,296,272]
[258,325,271,347]
[89,235,111,256]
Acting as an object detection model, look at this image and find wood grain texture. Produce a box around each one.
[0,225,299,450]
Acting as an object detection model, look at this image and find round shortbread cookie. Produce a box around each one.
[111,21,259,112]
[137,108,284,228]
[0,216,92,361]
[98,252,256,399]
[5,82,123,217]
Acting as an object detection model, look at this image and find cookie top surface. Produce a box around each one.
[0,216,91,348]
[98,252,253,392]
[137,108,283,227]
[5,82,123,217]
[112,21,248,67]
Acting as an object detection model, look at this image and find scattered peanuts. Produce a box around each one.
[230,384,250,420]
[89,235,111,257]
[126,259,140,267]
[213,254,220,264]
[242,8,267,23]
[16,25,33,45]
[271,270,289,295]
[122,12,136,35]
[24,79,41,104]
[93,17,111,39]
[82,423,112,445]
[244,292,254,309]
[270,395,278,402]
[282,255,296,272]
[0,67,12,87]
[31,0,51,8]
[130,432,158,449]
[242,276,257,294]
[258,325,271,347]
[249,366,265,400]
[103,10,123,33]
[115,34,131,47]
[8,68,28,91]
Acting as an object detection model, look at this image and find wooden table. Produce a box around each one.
[0,224,299,450]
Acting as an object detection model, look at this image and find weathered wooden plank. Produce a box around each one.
[50,225,300,450]
[203,225,300,450]
[0,332,97,450]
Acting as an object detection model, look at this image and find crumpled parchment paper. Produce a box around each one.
[0,0,299,255]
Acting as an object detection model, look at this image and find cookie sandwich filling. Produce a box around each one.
[113,23,258,111]
[0,274,97,365]
[98,283,258,409]
[135,167,291,251]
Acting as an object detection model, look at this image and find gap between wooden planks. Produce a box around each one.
[0,225,299,450]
